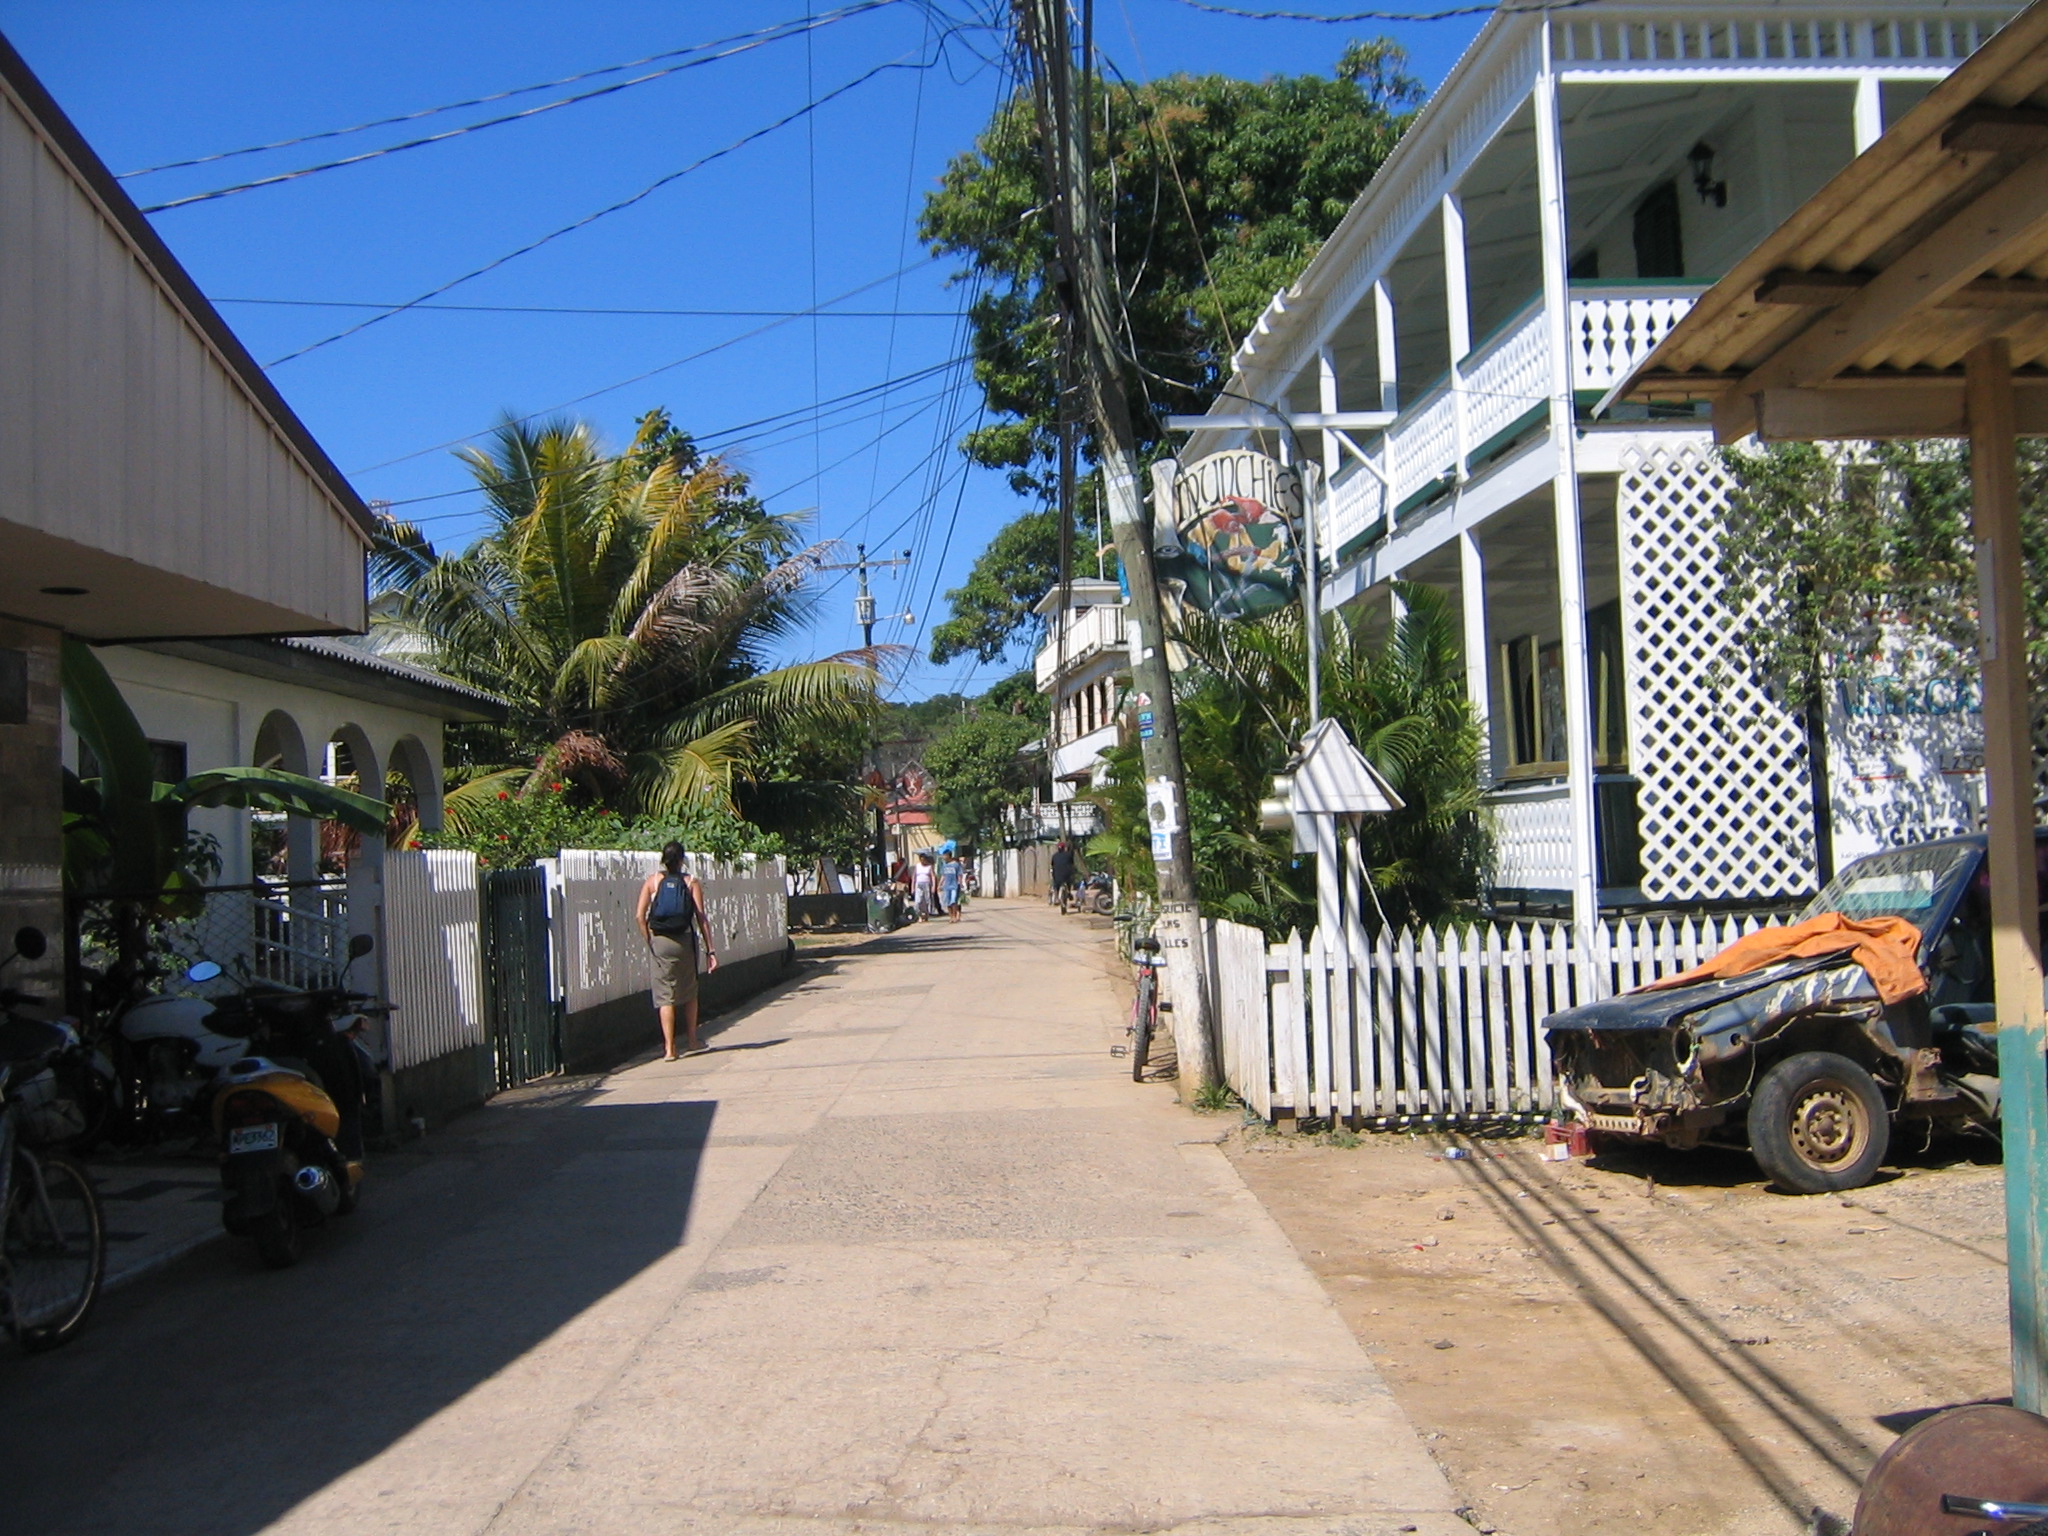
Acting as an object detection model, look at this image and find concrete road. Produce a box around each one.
[2,901,1463,1536]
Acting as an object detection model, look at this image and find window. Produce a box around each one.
[1633,180,1684,278]
[77,737,187,784]
[1588,600,1628,769]
[1499,610,1628,773]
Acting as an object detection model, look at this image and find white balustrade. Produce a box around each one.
[1485,780,1575,893]
[1462,297,1552,455]
[1569,286,1705,393]
[1033,603,1127,691]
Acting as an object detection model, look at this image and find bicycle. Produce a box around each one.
[0,931,105,1351]
[1127,935,1170,1083]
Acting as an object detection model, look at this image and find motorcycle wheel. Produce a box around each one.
[254,1209,303,1269]
[1090,891,1114,915]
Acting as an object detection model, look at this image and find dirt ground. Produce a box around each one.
[1227,1125,2012,1536]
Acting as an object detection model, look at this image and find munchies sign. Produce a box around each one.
[1155,449,1303,620]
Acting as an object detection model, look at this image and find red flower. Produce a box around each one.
[497,791,510,801]
[549,781,564,792]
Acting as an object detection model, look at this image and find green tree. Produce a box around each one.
[372,411,879,827]
[920,45,1417,664]
[928,508,1061,664]
[920,43,1419,497]
[923,709,1044,842]
[1093,585,1485,935]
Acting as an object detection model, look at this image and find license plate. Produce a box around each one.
[228,1124,279,1154]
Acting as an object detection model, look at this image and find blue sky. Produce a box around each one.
[0,1,1484,699]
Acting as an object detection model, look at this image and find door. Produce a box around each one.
[482,867,558,1090]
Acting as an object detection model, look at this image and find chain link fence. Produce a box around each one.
[67,880,351,1019]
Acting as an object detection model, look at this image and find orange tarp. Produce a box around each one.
[1637,913,1925,1006]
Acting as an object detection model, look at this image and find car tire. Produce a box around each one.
[1747,1050,1890,1194]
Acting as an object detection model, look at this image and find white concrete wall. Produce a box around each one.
[69,644,449,886]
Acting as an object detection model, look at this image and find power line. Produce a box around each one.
[122,3,899,183]
[346,253,954,475]
[369,358,969,513]
[216,296,959,319]
[267,47,954,367]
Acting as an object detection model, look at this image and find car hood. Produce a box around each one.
[1542,952,1871,1035]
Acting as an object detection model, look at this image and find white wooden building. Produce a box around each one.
[1032,577,1127,838]
[1182,0,2012,927]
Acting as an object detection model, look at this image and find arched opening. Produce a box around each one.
[322,725,382,877]
[387,734,440,843]
[250,709,313,885]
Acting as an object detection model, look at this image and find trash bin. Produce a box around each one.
[864,888,895,933]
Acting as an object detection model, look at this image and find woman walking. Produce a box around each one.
[911,852,936,921]
[939,846,964,923]
[636,842,719,1060]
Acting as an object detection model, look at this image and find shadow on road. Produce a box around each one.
[0,1096,716,1536]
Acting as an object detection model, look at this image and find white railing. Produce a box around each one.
[1570,286,1705,394]
[1551,10,2002,67]
[1206,910,1778,1124]
[1317,288,1701,560]
[1486,780,1575,893]
[1034,604,1126,691]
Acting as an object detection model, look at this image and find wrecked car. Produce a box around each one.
[1544,832,2043,1193]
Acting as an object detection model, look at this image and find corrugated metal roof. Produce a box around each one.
[1618,0,2048,430]
[280,636,507,709]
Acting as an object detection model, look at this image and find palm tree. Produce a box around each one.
[372,412,879,826]
[1166,582,1489,930]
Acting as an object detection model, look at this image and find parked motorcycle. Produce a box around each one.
[1,928,114,1152]
[202,933,387,1268]
[1076,872,1115,916]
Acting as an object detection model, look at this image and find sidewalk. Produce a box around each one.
[88,1147,226,1291]
[6,899,1466,1536]
[272,898,1467,1535]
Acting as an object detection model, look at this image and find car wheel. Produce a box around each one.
[1747,1050,1889,1194]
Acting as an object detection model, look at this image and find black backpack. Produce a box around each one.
[648,872,695,938]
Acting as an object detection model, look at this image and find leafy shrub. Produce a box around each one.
[421,781,783,868]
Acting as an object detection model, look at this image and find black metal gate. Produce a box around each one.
[482,867,559,1089]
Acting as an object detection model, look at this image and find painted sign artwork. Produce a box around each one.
[1157,449,1303,620]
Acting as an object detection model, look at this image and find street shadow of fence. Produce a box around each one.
[0,1096,717,1536]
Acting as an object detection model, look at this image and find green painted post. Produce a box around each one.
[1968,340,2048,1413]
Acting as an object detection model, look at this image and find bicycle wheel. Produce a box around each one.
[1131,969,1157,1083]
[5,1150,104,1351]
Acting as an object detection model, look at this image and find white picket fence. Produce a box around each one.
[1207,911,1781,1124]
[382,850,488,1072]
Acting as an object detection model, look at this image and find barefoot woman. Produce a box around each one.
[637,842,719,1059]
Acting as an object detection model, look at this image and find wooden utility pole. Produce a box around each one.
[1012,0,1216,1090]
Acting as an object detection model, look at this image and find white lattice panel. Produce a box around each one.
[1619,445,1818,902]
[1324,457,1386,556]
[1386,383,1457,509]
[1463,301,1550,450]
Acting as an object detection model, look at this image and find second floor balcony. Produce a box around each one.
[1034,601,1127,692]
[1322,282,1704,563]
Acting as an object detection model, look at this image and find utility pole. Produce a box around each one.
[1013,0,1217,1092]
[819,543,912,883]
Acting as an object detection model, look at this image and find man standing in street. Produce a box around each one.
[1049,838,1077,914]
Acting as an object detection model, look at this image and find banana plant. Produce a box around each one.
[61,637,387,899]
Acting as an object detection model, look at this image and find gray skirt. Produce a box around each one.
[649,933,699,1007]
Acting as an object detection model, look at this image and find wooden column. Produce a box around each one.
[1967,338,2048,1413]
[1534,52,1602,959]
[1444,194,1472,478]
[1459,530,1491,767]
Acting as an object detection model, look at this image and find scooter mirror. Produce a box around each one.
[347,933,374,960]
[12,926,46,962]
[185,960,223,983]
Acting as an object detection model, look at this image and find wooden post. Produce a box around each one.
[1534,37,1602,980]
[1967,338,2048,1413]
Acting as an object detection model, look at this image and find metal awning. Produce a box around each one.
[1611,0,2048,442]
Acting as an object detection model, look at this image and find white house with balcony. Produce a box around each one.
[1181,0,2010,927]
[1030,578,1128,837]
